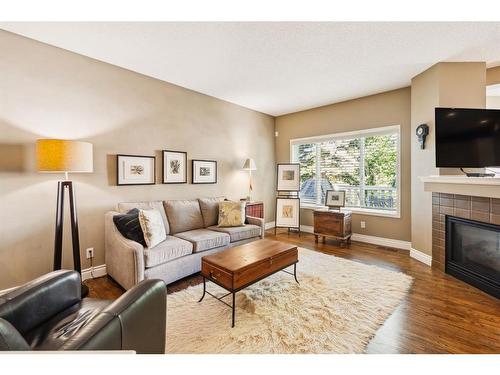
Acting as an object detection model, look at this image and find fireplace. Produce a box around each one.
[446,216,500,298]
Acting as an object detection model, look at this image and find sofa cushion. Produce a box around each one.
[117,201,170,234]
[113,208,147,247]
[218,201,246,227]
[138,209,167,249]
[198,197,224,227]
[143,236,193,268]
[174,229,230,253]
[164,200,204,234]
[209,224,261,243]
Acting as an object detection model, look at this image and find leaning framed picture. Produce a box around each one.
[117,154,156,185]
[325,190,346,209]
[275,197,300,229]
[162,150,187,184]
[192,159,217,184]
[276,163,300,191]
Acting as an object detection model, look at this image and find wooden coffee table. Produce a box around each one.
[198,239,299,327]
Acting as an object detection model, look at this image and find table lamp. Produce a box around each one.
[36,139,93,296]
[242,158,257,201]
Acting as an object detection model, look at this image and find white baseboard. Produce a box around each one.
[266,223,430,263]
[81,264,107,281]
[265,221,276,230]
[1,264,108,293]
[300,225,411,251]
[410,248,432,266]
[300,225,314,233]
[351,233,411,251]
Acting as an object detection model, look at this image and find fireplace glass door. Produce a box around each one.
[446,216,500,298]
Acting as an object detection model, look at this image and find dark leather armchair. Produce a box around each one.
[0,270,166,353]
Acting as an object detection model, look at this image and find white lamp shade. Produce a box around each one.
[242,158,257,170]
[36,139,93,173]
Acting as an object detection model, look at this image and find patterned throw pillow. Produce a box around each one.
[218,201,246,227]
[138,209,167,248]
[113,208,147,247]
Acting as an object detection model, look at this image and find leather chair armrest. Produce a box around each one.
[102,279,167,354]
[0,270,81,335]
[247,215,265,238]
[0,318,30,351]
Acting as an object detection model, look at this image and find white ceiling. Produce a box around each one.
[2,22,500,116]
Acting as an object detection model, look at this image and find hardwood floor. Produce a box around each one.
[85,230,500,354]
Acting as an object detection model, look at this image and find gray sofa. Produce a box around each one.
[105,197,264,290]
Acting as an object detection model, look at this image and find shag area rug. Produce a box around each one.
[166,247,412,353]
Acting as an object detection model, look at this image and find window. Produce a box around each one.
[291,125,400,215]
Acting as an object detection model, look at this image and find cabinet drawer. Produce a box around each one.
[202,262,233,290]
[314,218,342,234]
[234,249,298,289]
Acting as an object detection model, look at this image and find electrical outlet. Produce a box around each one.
[360,221,366,229]
[86,248,94,259]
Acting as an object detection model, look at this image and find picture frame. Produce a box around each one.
[117,154,156,186]
[275,197,300,229]
[192,159,217,184]
[162,150,187,184]
[276,163,300,192]
[325,190,346,209]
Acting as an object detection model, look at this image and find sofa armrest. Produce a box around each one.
[103,279,166,353]
[105,211,145,290]
[0,270,81,335]
[246,215,265,239]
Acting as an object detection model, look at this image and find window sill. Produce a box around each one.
[300,203,401,219]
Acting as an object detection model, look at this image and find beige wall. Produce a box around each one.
[275,88,412,242]
[410,62,486,257]
[486,66,500,85]
[0,30,276,289]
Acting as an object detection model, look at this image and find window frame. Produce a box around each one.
[290,125,401,219]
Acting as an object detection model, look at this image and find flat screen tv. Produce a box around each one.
[435,107,500,168]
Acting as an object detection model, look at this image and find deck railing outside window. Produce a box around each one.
[292,125,400,215]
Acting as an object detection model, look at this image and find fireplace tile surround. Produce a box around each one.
[432,193,500,270]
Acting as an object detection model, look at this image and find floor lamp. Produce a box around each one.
[242,158,257,201]
[36,139,93,296]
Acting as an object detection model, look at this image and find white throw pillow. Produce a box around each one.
[138,209,166,248]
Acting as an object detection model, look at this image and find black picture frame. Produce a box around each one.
[325,190,346,209]
[276,163,301,192]
[162,150,187,184]
[192,159,217,184]
[116,154,156,186]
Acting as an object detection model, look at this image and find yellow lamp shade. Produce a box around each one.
[36,139,93,173]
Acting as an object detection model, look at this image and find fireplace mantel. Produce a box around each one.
[421,175,500,199]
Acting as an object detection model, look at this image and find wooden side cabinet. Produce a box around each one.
[245,201,264,219]
[313,209,352,247]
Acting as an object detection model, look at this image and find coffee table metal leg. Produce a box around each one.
[198,276,206,302]
[232,292,236,328]
[293,263,299,284]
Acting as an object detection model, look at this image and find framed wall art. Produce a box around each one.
[275,197,300,229]
[162,150,187,184]
[117,154,156,186]
[325,190,346,209]
[276,163,300,192]
[192,159,217,184]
